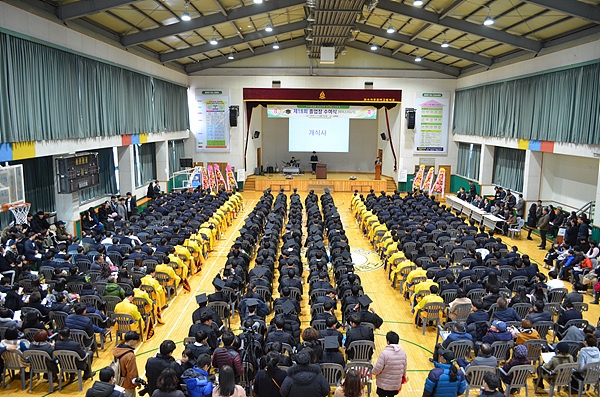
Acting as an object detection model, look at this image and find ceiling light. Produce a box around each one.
[306,34,313,41]
[441,40,449,48]
[181,1,191,21]
[265,17,273,32]
[210,37,218,45]
[370,44,377,51]
[358,14,367,23]
[415,55,422,62]
[386,26,395,34]
[228,54,234,60]
[413,0,424,6]
[253,0,263,3]
[273,41,280,50]
[483,16,494,26]
[306,0,317,8]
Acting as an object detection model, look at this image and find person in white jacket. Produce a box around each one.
[372,331,408,397]
[572,334,600,389]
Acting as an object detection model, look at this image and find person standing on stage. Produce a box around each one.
[310,151,319,174]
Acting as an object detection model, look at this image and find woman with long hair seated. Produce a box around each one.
[213,365,246,397]
[334,369,364,397]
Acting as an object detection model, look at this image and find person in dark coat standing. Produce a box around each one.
[145,340,182,396]
[526,203,538,240]
[85,366,126,397]
[280,349,329,397]
[536,208,550,250]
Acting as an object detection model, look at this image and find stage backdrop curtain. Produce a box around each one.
[456,142,481,181]
[79,148,118,204]
[169,140,185,175]
[492,147,525,193]
[453,61,600,145]
[0,32,188,143]
[135,143,157,188]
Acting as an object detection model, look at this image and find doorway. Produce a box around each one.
[257,148,262,173]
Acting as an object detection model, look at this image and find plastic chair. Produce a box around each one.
[208,301,231,329]
[346,340,375,363]
[447,340,474,361]
[512,303,532,319]
[85,312,111,350]
[491,340,514,363]
[320,363,343,387]
[507,219,525,238]
[311,319,327,332]
[537,363,578,397]
[522,339,548,366]
[498,364,535,397]
[155,272,176,300]
[451,303,473,322]
[1,350,28,389]
[548,288,568,304]
[49,311,67,330]
[572,302,588,313]
[71,329,98,357]
[464,365,496,397]
[80,295,103,310]
[554,319,589,342]
[420,302,446,335]
[441,289,458,304]
[572,361,600,397]
[53,350,89,392]
[102,296,122,316]
[111,313,142,341]
[533,321,554,341]
[23,350,55,392]
[467,288,486,301]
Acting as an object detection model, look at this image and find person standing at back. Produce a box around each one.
[85,366,126,397]
[112,331,141,397]
[372,331,408,397]
[422,350,466,397]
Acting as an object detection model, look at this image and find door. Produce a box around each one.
[438,165,451,194]
[257,148,262,173]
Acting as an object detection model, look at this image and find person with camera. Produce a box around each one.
[145,340,183,396]
[112,331,141,397]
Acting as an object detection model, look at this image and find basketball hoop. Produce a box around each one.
[8,202,31,225]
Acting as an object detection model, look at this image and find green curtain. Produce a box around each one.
[135,143,157,187]
[168,140,186,175]
[456,142,481,181]
[7,156,55,214]
[0,32,189,143]
[79,148,118,204]
[492,147,525,192]
[453,61,600,145]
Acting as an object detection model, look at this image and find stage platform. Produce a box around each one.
[245,172,395,193]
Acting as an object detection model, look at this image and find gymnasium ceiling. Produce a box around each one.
[15,0,600,77]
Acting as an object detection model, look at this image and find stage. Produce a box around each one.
[244,172,394,193]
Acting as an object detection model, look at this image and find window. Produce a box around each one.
[456,142,481,180]
[492,147,525,192]
[168,140,185,175]
[134,143,157,187]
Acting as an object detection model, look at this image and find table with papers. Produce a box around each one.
[445,195,505,232]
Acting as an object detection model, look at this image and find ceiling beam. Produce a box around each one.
[523,0,600,24]
[346,41,460,77]
[440,0,467,19]
[357,23,492,66]
[160,20,308,62]
[57,0,141,21]
[186,37,306,74]
[122,0,305,47]
[376,0,542,53]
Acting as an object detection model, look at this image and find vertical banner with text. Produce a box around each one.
[195,89,230,152]
[413,92,450,155]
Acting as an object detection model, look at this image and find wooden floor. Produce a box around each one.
[9,191,600,397]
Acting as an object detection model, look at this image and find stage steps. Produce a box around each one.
[244,175,256,191]
[386,177,397,192]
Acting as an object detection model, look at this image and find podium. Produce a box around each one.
[316,163,327,179]
[375,163,381,180]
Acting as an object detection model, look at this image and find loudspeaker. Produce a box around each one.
[229,106,239,127]
[380,132,387,141]
[406,109,416,129]
[253,130,260,139]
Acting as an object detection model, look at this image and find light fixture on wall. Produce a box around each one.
[181,1,191,21]
[483,7,495,26]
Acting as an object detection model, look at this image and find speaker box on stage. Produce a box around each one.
[406,109,416,129]
[380,132,387,141]
[229,106,239,127]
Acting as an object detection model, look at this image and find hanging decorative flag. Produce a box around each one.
[431,168,446,197]
[421,167,435,192]
[213,164,227,190]
[207,165,217,191]
[412,164,425,191]
[226,165,236,191]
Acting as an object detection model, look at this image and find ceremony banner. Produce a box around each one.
[195,89,230,152]
[413,92,450,155]
[267,105,377,119]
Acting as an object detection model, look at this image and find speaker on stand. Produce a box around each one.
[405,108,416,129]
[229,105,239,127]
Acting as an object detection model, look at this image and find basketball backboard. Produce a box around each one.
[0,164,25,209]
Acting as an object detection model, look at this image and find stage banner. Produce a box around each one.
[194,89,230,152]
[267,105,377,119]
[413,92,450,155]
